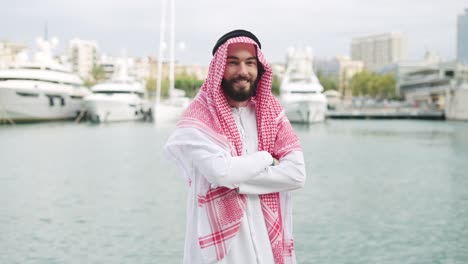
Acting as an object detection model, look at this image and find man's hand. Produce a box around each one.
[272,158,279,166]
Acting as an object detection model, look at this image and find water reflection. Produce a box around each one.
[1,120,467,263]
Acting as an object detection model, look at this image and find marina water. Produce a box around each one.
[1,120,467,264]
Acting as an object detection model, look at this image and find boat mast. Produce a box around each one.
[44,20,48,41]
[168,0,175,99]
[155,0,167,108]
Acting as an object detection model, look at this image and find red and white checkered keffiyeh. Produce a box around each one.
[176,36,301,264]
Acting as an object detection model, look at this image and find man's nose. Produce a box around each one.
[238,62,248,76]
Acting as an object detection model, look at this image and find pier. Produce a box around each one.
[326,108,445,120]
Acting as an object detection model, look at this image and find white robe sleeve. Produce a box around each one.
[237,151,306,195]
[164,127,274,189]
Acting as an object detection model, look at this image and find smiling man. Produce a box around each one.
[221,43,259,104]
[165,29,306,264]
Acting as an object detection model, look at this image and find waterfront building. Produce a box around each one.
[183,64,208,80]
[97,55,159,81]
[69,39,98,80]
[313,58,340,77]
[0,41,26,69]
[351,32,407,71]
[129,57,152,80]
[457,9,468,64]
[399,61,468,111]
[445,83,468,121]
[97,54,116,80]
[379,51,441,96]
[314,56,363,99]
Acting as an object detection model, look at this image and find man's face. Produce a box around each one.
[222,43,259,102]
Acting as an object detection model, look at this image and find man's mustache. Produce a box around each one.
[232,76,251,82]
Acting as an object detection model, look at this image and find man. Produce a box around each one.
[165,29,306,264]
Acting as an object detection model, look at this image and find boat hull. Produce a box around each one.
[280,94,328,123]
[0,85,86,122]
[84,94,148,123]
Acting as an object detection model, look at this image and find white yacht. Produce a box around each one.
[0,38,90,122]
[279,46,327,123]
[84,59,150,123]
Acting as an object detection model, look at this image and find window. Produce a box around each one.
[48,95,54,106]
[46,94,65,107]
[16,92,39,97]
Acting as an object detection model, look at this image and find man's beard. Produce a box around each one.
[221,76,258,102]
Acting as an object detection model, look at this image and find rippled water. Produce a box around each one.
[1,120,467,264]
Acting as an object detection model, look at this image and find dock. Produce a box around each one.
[326,108,445,120]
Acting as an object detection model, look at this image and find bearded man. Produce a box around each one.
[165,29,306,264]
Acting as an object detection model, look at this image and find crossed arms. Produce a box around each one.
[166,128,306,195]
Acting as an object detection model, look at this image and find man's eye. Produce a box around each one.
[228,61,238,65]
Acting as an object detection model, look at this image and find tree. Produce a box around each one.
[91,65,107,83]
[271,75,281,95]
[83,65,107,88]
[146,77,169,99]
[319,75,338,92]
[349,71,397,100]
[316,70,338,92]
[146,77,157,99]
[378,73,397,99]
[174,73,204,98]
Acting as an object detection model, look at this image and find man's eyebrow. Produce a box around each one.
[226,56,257,60]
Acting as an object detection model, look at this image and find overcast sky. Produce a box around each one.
[2,0,466,65]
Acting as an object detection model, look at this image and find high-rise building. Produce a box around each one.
[97,54,116,80]
[351,32,407,70]
[457,9,468,64]
[69,39,98,79]
[0,41,26,69]
[130,57,154,80]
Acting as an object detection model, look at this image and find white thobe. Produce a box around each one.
[165,103,306,264]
